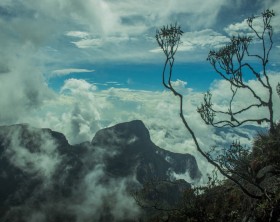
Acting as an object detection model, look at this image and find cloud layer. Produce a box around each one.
[2,125,141,221]
[1,0,280,184]
[7,73,277,184]
[1,0,279,70]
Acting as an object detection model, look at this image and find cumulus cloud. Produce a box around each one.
[11,72,278,184]
[0,1,279,220]
[61,78,98,93]
[0,1,56,124]
[171,79,188,89]
[224,19,252,36]
[209,73,280,124]
[1,0,255,65]
[1,0,279,185]
[1,0,279,68]
[0,53,55,123]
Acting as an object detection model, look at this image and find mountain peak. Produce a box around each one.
[0,120,202,221]
[91,120,150,146]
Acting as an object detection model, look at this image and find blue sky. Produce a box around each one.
[1,0,279,92]
[47,62,220,91]
[1,1,280,174]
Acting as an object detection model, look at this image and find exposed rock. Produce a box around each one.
[92,120,201,183]
[0,120,201,221]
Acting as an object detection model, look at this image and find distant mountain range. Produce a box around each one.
[0,120,201,222]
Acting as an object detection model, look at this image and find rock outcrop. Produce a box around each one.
[0,120,201,221]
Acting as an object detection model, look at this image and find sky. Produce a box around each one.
[1,0,280,177]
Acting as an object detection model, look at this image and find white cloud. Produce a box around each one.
[0,0,241,65]
[170,79,193,94]
[224,19,252,36]
[0,2,279,220]
[171,79,187,88]
[72,38,104,48]
[70,165,140,221]
[263,1,280,33]
[71,35,132,49]
[223,17,272,38]
[12,73,279,183]
[65,31,90,38]
[182,29,230,49]
[4,126,61,184]
[224,8,280,37]
[1,0,278,69]
[61,78,98,93]
[1,0,279,186]
[150,29,230,55]
[209,73,280,124]
[51,68,95,77]
[2,125,141,221]
[0,48,55,123]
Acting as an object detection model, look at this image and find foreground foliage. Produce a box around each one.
[156,8,278,201]
[149,8,280,222]
[145,123,280,222]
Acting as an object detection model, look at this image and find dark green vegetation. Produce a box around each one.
[152,9,280,222]
[146,124,280,221]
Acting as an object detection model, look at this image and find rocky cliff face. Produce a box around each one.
[91,120,201,182]
[0,120,201,222]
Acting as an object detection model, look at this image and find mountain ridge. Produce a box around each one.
[0,120,201,221]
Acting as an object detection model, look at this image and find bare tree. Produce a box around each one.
[197,9,276,132]
[156,9,277,200]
